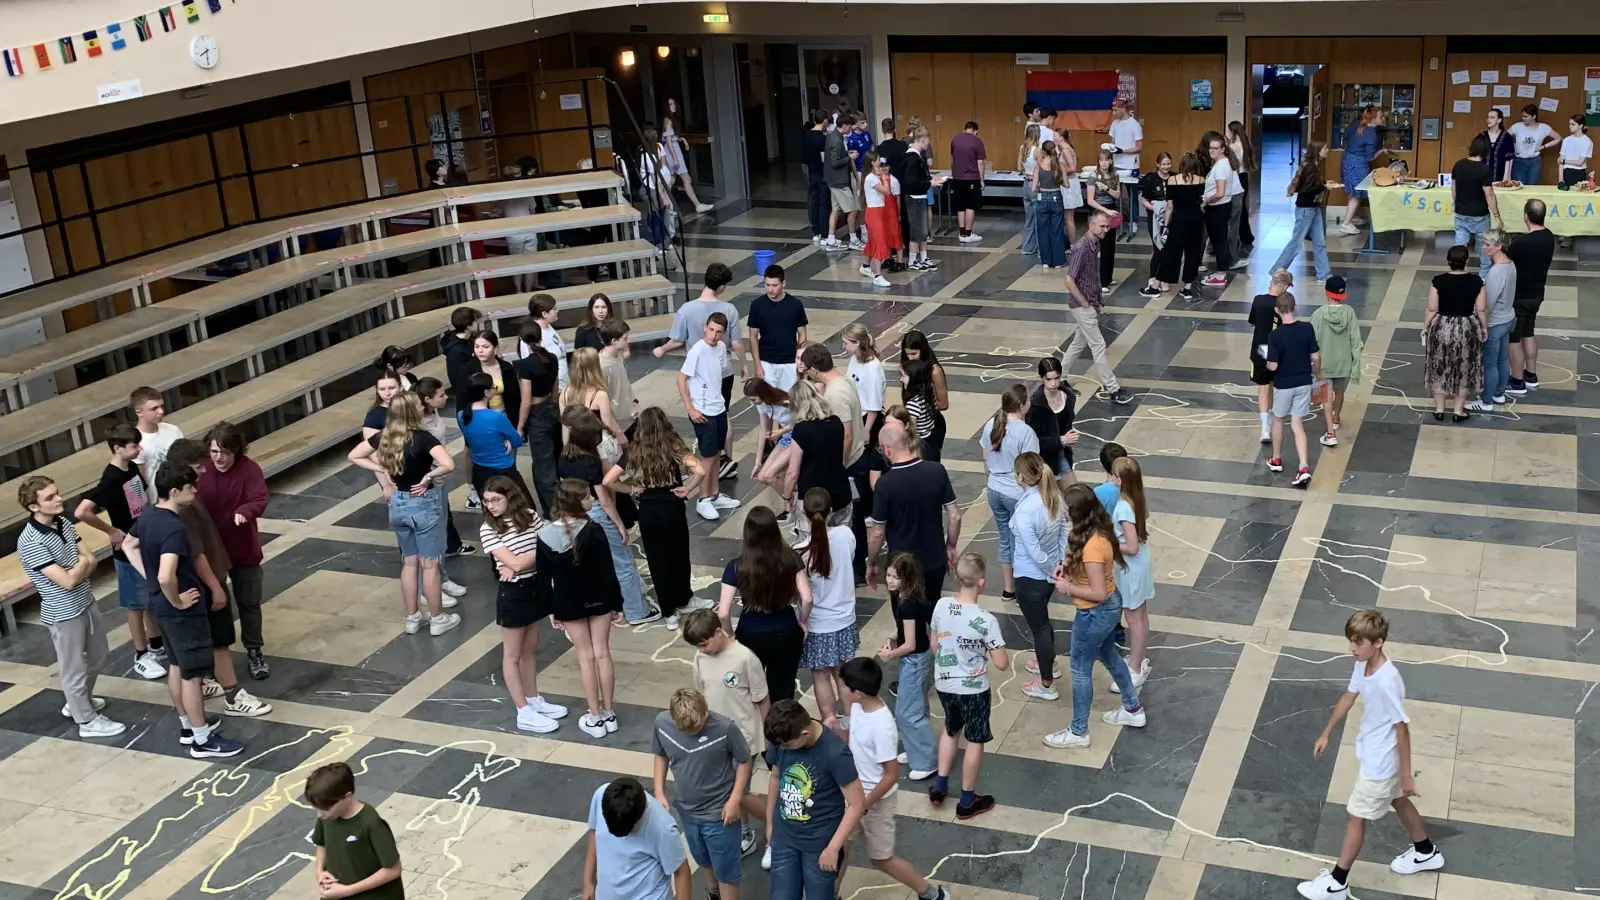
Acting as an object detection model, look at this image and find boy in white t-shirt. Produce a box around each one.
[928,552,1009,820]
[1298,610,1443,900]
[837,658,947,900]
[130,386,183,486]
[677,313,738,522]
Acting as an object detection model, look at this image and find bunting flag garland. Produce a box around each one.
[134,16,152,40]
[182,1,200,23]
[58,36,77,64]
[3,48,23,77]
[33,43,51,70]
[158,7,177,31]
[2,1,241,79]
[107,22,127,50]
[83,30,103,58]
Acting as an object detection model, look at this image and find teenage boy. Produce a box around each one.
[130,386,183,485]
[168,438,272,718]
[123,464,243,759]
[805,111,831,244]
[683,610,772,867]
[1310,276,1365,444]
[746,265,809,392]
[306,762,405,900]
[17,476,127,738]
[1298,610,1443,899]
[900,132,945,272]
[596,318,640,441]
[657,263,746,479]
[1063,213,1135,405]
[949,122,987,243]
[763,700,865,900]
[1266,292,1321,487]
[443,306,486,508]
[837,658,947,900]
[928,553,1009,819]
[1506,198,1555,394]
[679,313,741,521]
[73,423,165,680]
[848,117,875,243]
[652,688,754,900]
[197,422,271,679]
[823,114,861,250]
[585,776,691,900]
[1248,271,1289,443]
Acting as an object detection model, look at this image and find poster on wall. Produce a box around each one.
[428,110,467,171]
[1190,78,1213,111]
[1586,68,1600,119]
[1117,71,1137,111]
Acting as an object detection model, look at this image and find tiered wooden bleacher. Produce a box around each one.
[0,170,681,631]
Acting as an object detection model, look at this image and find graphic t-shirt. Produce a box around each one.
[134,422,183,479]
[848,358,886,413]
[86,463,146,563]
[762,725,858,852]
[1348,659,1409,780]
[1510,120,1554,158]
[930,597,1004,695]
[311,804,404,900]
[681,340,728,416]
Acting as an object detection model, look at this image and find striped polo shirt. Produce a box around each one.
[17,516,95,624]
[479,518,541,582]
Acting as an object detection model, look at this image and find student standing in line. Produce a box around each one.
[305,763,405,900]
[1031,139,1068,270]
[899,359,942,463]
[1063,212,1136,405]
[1018,124,1042,258]
[443,307,485,509]
[652,688,755,900]
[1199,131,1239,286]
[1025,358,1079,487]
[584,777,691,900]
[367,374,466,600]
[1452,135,1502,278]
[197,422,273,679]
[1136,152,1174,297]
[459,372,532,500]
[1297,610,1444,899]
[1227,120,1256,254]
[677,313,743,521]
[823,113,862,251]
[74,424,163,680]
[574,292,615,353]
[763,700,865,900]
[124,464,244,758]
[1043,484,1144,751]
[471,329,523,428]
[480,475,568,734]
[979,384,1040,602]
[928,553,1007,819]
[1509,104,1559,184]
[1506,199,1555,394]
[801,343,868,577]
[598,318,640,441]
[559,409,655,625]
[797,488,858,729]
[746,264,809,393]
[348,393,462,637]
[804,110,831,244]
[1268,142,1339,284]
[564,348,629,465]
[857,156,903,289]
[949,122,988,243]
[130,386,183,488]
[843,324,886,451]
[517,293,570,393]
[1010,453,1068,702]
[897,331,949,459]
[849,116,876,244]
[1248,269,1292,444]
[682,609,772,866]
[837,657,948,900]
[1266,293,1322,486]
[18,475,127,737]
[1107,457,1153,688]
[657,264,746,480]
[419,376,476,564]
[516,313,564,516]
[1309,276,1364,446]
[1153,152,1208,300]
[535,479,625,740]
[874,553,936,780]
[899,132,943,271]
[1084,150,1122,293]
[718,507,812,702]
[616,408,704,630]
[1424,246,1487,423]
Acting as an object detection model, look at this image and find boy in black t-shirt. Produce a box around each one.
[1247,271,1292,444]
[1265,293,1322,488]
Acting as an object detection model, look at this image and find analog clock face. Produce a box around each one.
[190,35,219,70]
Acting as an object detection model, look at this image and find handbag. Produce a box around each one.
[1106,211,1124,230]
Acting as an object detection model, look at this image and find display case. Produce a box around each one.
[1329,83,1415,153]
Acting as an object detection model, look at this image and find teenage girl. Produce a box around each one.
[418,375,475,566]
[796,487,859,730]
[1108,457,1154,688]
[1155,152,1209,301]
[1085,149,1121,291]
[516,310,563,515]
[980,384,1039,602]
[1026,358,1079,487]
[377,346,416,391]
[472,330,523,431]
[1138,153,1175,297]
[534,478,624,739]
[662,108,714,213]
[562,348,626,466]
[717,506,813,702]
[874,552,937,779]
[1011,452,1068,699]
[479,475,568,733]
[459,372,533,501]
[1560,113,1593,187]
[364,373,467,599]
[843,323,886,450]
[745,378,793,501]
[1227,121,1256,253]
[573,293,614,352]
[899,330,948,459]
[363,370,403,439]
[559,409,654,625]
[900,358,942,462]
[610,407,703,629]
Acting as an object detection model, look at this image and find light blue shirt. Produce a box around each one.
[1010,486,1069,582]
[457,407,523,469]
[587,786,686,900]
[980,417,1040,499]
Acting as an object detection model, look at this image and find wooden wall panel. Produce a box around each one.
[972,54,1026,166]
[929,54,975,162]
[1442,52,1588,184]
[889,53,935,139]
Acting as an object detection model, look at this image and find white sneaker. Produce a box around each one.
[579,714,608,738]
[1337,223,1360,236]
[741,825,759,856]
[202,677,224,699]
[1021,680,1060,700]
[441,579,467,598]
[696,498,720,520]
[528,695,569,719]
[516,705,560,733]
[61,697,107,717]
[440,594,459,609]
[687,596,716,611]
[664,614,680,631]
[1319,431,1339,447]
[710,493,741,510]
[1260,427,1272,444]
[812,235,823,245]
[959,233,983,243]
[1043,728,1091,749]
[602,711,619,733]
[78,715,127,739]
[909,767,936,781]
[1389,848,1444,874]
[872,275,891,288]
[859,264,874,277]
[761,844,773,870]
[1464,400,1493,413]
[897,751,909,764]
[224,688,273,718]
[849,237,865,250]
[429,613,462,636]
[1101,707,1147,727]
[1493,394,1508,404]
[404,611,426,634]
[133,651,167,680]
[1296,870,1348,899]
[1106,660,1150,691]
[695,202,714,214]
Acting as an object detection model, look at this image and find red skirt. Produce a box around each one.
[864,195,903,261]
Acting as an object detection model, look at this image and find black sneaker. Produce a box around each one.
[1178,288,1197,301]
[908,260,927,271]
[928,784,947,807]
[955,794,996,820]
[247,649,270,680]
[1524,371,1540,389]
[179,714,224,745]
[446,542,478,557]
[719,459,739,479]
[1138,285,1163,298]
[921,258,940,271]
[1109,388,1134,405]
[1505,378,1528,396]
[776,509,792,524]
[190,734,245,759]
[889,680,899,698]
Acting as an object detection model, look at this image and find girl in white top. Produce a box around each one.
[662,108,714,213]
[860,157,904,288]
[842,323,885,442]
[796,487,859,729]
[746,378,794,502]
[478,474,569,733]
[516,294,570,392]
[1560,113,1593,186]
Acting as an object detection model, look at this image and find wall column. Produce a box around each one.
[1225,30,1248,127]
[870,33,892,134]
[708,37,749,200]
[350,78,382,198]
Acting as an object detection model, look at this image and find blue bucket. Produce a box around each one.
[752,249,775,281]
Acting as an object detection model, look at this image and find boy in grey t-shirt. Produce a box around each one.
[652,689,755,900]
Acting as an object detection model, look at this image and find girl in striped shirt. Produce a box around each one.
[479,475,568,734]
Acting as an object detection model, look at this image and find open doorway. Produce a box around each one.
[1252,64,1329,240]
[739,43,807,201]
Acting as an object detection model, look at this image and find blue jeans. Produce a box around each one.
[1035,193,1066,267]
[115,558,148,611]
[593,511,650,621]
[680,814,744,884]
[1069,592,1139,735]
[987,489,1020,565]
[894,649,936,773]
[1482,320,1513,404]
[1021,188,1039,255]
[1453,214,1493,278]
[1512,156,1541,186]
[1271,206,1332,281]
[389,490,445,559]
[769,843,835,900]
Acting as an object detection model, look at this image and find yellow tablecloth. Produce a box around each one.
[1362,177,1600,236]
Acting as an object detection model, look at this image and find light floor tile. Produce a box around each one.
[1448,759,1573,836]
[1341,697,1461,759]
[1385,535,1484,577]
[0,737,124,805]
[48,750,210,821]
[1473,579,1577,627]
[0,804,127,886]
[1454,707,1573,774]
[1326,741,1453,820]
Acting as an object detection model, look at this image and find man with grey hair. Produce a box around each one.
[1468,229,1517,413]
[1505,198,1555,395]
[1063,211,1134,405]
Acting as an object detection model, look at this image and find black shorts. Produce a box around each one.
[694,413,729,457]
[497,578,548,628]
[950,179,984,213]
[1250,358,1273,386]
[720,374,734,409]
[157,613,216,681]
[1511,300,1540,342]
[937,689,993,743]
[209,589,237,648]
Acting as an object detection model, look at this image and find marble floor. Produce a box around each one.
[1,193,1599,900]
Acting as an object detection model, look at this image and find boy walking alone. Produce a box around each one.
[1298,610,1443,899]
[929,552,1009,819]
[1309,276,1364,447]
[652,688,755,900]
[1265,292,1321,487]
[306,762,405,899]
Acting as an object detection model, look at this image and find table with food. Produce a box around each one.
[1360,170,1600,236]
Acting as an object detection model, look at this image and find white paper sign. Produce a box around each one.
[1469,84,1488,97]
[1495,105,1511,117]
[1451,70,1470,85]
[1529,70,1548,84]
[1452,100,1473,113]
[1517,84,1537,98]
[559,93,583,110]
[1493,85,1511,98]
[1481,70,1499,83]
[1540,96,1560,112]
[96,78,142,105]
[1015,52,1049,66]
[1550,75,1569,90]
[1508,65,1527,78]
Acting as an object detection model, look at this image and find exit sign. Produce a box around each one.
[702,13,730,22]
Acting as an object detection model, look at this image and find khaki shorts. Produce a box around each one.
[1346,772,1401,820]
[830,186,860,213]
[855,790,897,860]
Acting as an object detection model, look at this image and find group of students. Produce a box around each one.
[19,387,274,755]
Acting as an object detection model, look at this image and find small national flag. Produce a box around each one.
[83,30,103,57]
[3,49,23,77]
[182,0,200,23]
[134,16,152,40]
[159,7,177,31]
[58,36,77,64]
[33,43,51,70]
[207,0,221,11]
[107,22,126,50]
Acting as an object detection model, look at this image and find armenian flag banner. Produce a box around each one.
[1024,70,1119,132]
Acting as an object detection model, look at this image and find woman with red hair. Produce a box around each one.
[1340,105,1385,235]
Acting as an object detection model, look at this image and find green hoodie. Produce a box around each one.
[1309,302,1363,381]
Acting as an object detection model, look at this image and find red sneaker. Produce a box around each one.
[1292,467,1312,487]
[1267,457,1284,472]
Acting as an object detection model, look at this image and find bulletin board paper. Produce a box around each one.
[1494,85,1511,98]
[1495,105,1512,118]
[1518,84,1538,98]
[1540,96,1560,112]
[1551,76,1570,90]
[1481,70,1499,83]
[1469,85,1488,97]
[1451,70,1470,85]
[1508,65,1527,78]
[1529,71,1548,84]
[1452,100,1473,113]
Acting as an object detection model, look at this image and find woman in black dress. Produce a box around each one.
[1156,152,1209,301]
[1425,245,1488,421]
[716,506,813,701]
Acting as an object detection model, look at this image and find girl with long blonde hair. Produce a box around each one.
[1019,123,1043,257]
[981,383,1039,601]
[347,391,461,636]
[782,380,850,539]
[1011,452,1068,698]
[841,323,886,447]
[1108,457,1153,686]
[479,475,569,733]
[561,347,626,464]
